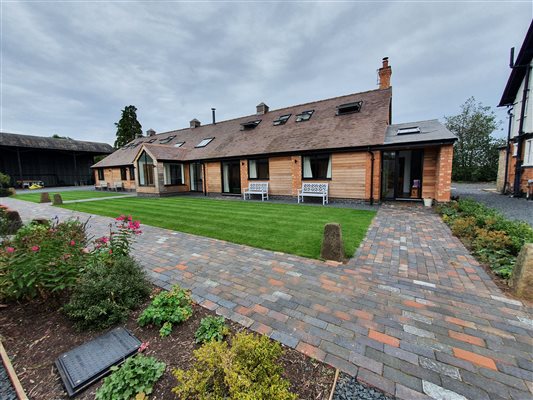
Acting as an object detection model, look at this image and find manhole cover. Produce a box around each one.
[55,327,141,397]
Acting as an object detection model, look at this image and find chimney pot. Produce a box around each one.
[190,119,201,129]
[378,57,392,89]
[147,128,156,136]
[256,102,269,115]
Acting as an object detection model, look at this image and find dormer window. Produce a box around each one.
[397,127,421,135]
[295,110,314,122]
[273,114,291,126]
[336,101,363,115]
[159,135,176,144]
[196,137,214,148]
[174,142,184,148]
[241,120,261,130]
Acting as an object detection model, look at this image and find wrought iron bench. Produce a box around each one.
[243,182,269,201]
[298,183,329,205]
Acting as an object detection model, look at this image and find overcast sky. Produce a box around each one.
[1,1,532,144]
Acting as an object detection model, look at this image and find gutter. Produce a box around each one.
[367,147,375,205]
[502,108,513,194]
[513,63,531,196]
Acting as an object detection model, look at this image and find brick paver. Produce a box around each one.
[2,198,532,400]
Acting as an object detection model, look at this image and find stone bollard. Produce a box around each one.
[52,194,63,205]
[40,192,51,203]
[320,223,345,262]
[5,209,23,234]
[509,243,533,301]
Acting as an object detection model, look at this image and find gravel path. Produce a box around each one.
[0,361,17,400]
[452,182,532,226]
[333,373,393,400]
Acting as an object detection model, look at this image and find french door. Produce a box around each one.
[381,150,423,200]
[221,161,241,194]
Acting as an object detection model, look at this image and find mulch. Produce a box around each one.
[0,289,335,400]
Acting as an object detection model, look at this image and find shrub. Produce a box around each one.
[138,285,193,337]
[92,215,142,263]
[0,219,88,301]
[173,332,297,400]
[195,316,230,344]
[95,354,165,400]
[450,217,477,241]
[64,255,150,330]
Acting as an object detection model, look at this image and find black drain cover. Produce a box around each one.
[55,327,141,397]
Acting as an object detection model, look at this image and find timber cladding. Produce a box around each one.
[330,152,367,198]
[269,156,294,195]
[422,148,438,199]
[205,162,222,193]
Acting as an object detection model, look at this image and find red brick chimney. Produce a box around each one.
[378,57,392,89]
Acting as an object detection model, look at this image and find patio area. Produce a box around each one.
[1,197,532,400]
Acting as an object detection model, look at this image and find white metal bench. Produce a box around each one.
[298,183,329,205]
[112,181,124,191]
[97,181,108,191]
[243,182,269,201]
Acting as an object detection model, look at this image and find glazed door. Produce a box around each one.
[222,161,241,194]
[189,163,203,192]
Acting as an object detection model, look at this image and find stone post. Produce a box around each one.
[509,244,533,301]
[320,223,345,262]
[52,194,63,205]
[40,192,51,203]
[5,209,22,234]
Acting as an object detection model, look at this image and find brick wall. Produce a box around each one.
[94,166,136,191]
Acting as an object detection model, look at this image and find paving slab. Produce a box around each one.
[1,197,532,399]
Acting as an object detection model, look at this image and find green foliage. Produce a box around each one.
[95,354,165,400]
[173,332,297,400]
[63,255,150,330]
[114,105,143,149]
[444,97,503,182]
[195,316,230,344]
[438,199,533,279]
[0,219,88,300]
[0,172,10,188]
[91,215,142,264]
[138,285,193,337]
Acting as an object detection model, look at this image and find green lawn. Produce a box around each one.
[15,190,127,203]
[60,197,375,259]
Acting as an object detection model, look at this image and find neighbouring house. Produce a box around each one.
[0,132,113,187]
[497,20,533,196]
[92,58,456,203]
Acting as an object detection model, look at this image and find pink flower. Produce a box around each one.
[31,245,40,252]
[115,216,125,221]
[6,247,15,253]
[70,240,76,246]
[138,342,150,353]
[127,215,132,222]
[109,249,113,254]
[82,248,89,254]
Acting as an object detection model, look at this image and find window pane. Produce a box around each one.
[302,155,331,179]
[129,166,135,180]
[138,152,154,186]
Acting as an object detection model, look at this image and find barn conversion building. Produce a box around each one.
[0,132,113,187]
[93,59,456,203]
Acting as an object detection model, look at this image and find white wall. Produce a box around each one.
[510,60,533,138]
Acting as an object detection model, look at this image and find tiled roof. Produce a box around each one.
[93,88,392,167]
[0,132,113,153]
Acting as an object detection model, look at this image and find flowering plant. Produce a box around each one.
[91,215,141,263]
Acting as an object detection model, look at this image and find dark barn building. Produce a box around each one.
[0,132,113,187]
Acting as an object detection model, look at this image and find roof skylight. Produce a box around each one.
[174,142,185,148]
[159,135,176,144]
[241,120,261,130]
[195,137,214,148]
[273,114,291,126]
[295,110,314,122]
[397,127,421,135]
[147,138,156,143]
[336,101,363,115]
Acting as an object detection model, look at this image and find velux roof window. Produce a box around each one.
[273,114,291,126]
[147,138,157,143]
[336,101,363,115]
[241,120,261,130]
[173,142,185,148]
[397,127,421,135]
[159,135,176,144]
[195,137,214,148]
[295,110,314,122]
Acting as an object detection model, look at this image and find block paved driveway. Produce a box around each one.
[2,197,533,400]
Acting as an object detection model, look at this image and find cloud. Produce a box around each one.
[1,1,531,143]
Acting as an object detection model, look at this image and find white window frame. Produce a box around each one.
[164,163,184,185]
[524,139,533,166]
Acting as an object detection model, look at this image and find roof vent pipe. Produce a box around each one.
[510,47,515,68]
[212,108,216,125]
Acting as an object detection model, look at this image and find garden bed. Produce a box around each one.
[0,289,335,400]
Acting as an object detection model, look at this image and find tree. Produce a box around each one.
[444,97,502,182]
[114,105,142,148]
